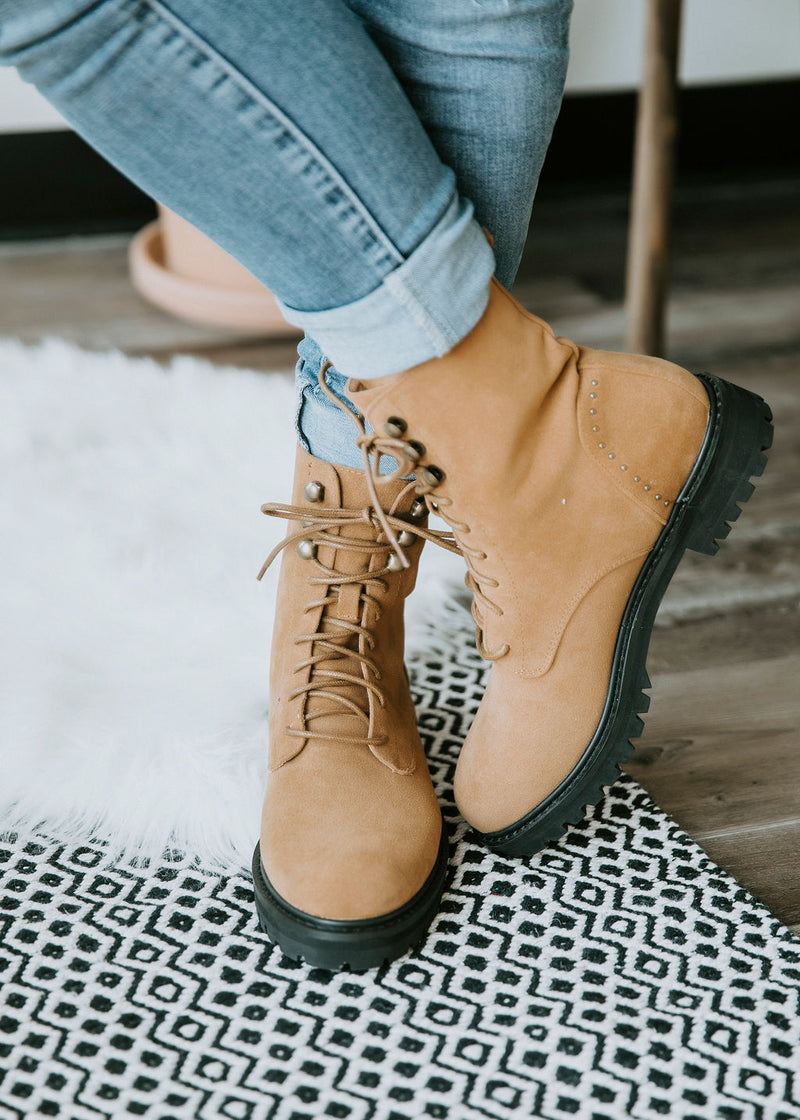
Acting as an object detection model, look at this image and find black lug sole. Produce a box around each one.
[252,822,449,971]
[477,371,774,858]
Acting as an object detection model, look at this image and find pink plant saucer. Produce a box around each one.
[128,214,301,336]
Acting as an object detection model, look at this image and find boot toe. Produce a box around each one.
[260,752,443,922]
[261,836,438,922]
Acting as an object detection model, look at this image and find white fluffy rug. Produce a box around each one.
[0,339,464,868]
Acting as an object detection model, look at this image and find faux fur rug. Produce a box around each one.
[0,338,464,867]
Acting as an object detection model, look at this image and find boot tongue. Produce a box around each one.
[317,468,404,624]
[297,456,412,754]
[303,516,377,740]
[330,514,377,623]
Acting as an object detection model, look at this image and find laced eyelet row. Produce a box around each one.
[382,417,447,488]
[259,488,446,747]
[292,364,509,668]
[369,410,508,661]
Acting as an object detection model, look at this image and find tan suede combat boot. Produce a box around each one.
[251,444,451,969]
[345,278,773,857]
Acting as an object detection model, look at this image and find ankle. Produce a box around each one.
[295,352,363,469]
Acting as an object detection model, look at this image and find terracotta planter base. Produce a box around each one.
[129,220,301,336]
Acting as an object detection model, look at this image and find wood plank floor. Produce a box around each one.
[2,179,798,933]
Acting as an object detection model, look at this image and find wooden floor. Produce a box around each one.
[2,176,798,933]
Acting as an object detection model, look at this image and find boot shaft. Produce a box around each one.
[346,279,709,676]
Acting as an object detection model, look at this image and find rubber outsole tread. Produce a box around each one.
[252,911,432,973]
[251,825,450,971]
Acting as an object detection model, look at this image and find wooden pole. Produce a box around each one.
[624,0,683,356]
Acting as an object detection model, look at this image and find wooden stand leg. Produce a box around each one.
[624,0,683,357]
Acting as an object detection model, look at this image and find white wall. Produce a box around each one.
[0,68,67,132]
[1,0,799,132]
[566,0,800,92]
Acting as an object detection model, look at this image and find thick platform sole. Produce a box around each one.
[252,823,449,971]
[477,371,774,858]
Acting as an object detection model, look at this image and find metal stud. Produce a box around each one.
[598,442,606,449]
[303,480,325,503]
[296,539,317,560]
[634,476,641,483]
[591,379,598,386]
[589,392,597,400]
[608,453,615,460]
[383,416,407,438]
[620,464,628,471]
[409,498,427,521]
[397,529,417,547]
[664,500,670,507]
[404,439,426,463]
[592,425,599,432]
[654,494,662,501]
[386,552,405,573]
[643,485,651,492]
[589,408,596,415]
[420,465,445,487]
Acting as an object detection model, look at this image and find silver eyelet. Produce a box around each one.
[397,529,417,547]
[420,465,445,487]
[386,552,405,572]
[383,416,407,438]
[409,498,427,521]
[296,539,317,560]
[404,440,426,463]
[303,480,325,503]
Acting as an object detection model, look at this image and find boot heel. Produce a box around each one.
[683,373,773,556]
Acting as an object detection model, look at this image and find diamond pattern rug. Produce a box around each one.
[2,601,798,1120]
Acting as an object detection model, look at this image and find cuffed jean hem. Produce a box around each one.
[276,192,495,381]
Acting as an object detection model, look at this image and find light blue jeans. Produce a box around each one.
[0,0,572,469]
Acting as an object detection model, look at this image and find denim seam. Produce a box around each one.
[144,0,404,270]
[383,270,454,355]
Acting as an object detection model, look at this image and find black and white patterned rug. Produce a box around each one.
[1,601,798,1120]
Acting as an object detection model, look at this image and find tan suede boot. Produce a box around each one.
[345,278,773,857]
[252,445,450,969]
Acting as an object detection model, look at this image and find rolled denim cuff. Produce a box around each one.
[276,193,494,379]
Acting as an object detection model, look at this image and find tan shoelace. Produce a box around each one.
[338,365,509,662]
[258,368,459,748]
